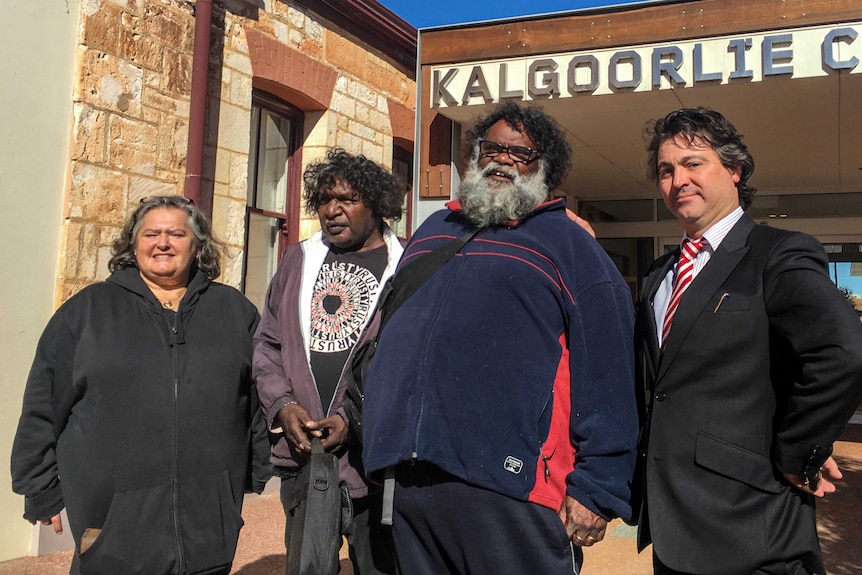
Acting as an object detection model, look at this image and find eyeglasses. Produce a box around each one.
[478,140,541,165]
[140,196,194,206]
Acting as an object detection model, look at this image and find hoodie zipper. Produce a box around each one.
[167,310,185,573]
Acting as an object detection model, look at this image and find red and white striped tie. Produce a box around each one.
[661,238,705,349]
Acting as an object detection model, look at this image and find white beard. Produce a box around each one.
[456,158,549,227]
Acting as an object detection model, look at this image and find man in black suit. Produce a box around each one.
[635,107,862,575]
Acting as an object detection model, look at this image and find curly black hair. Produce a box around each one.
[465,101,573,192]
[645,107,756,209]
[303,149,406,219]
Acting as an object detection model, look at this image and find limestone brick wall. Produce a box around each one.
[62,0,193,302]
[211,1,416,283]
[60,0,415,302]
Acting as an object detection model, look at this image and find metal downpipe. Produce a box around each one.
[184,0,213,207]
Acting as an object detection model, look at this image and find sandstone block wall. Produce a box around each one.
[60,0,415,302]
[63,0,194,302]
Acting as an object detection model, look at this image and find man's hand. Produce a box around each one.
[783,456,841,498]
[558,495,607,547]
[306,415,349,451]
[29,513,63,535]
[277,403,315,453]
[277,403,349,453]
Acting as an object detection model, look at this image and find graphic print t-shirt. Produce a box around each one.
[309,245,387,413]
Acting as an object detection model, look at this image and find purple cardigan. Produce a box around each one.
[253,226,404,497]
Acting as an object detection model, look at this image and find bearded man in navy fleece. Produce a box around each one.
[362,101,639,574]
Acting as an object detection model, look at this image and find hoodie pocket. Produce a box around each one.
[179,469,244,574]
[78,481,176,575]
[77,470,243,575]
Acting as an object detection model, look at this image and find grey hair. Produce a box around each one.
[109,196,223,281]
[457,158,550,227]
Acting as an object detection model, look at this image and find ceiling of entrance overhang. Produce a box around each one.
[435,71,862,209]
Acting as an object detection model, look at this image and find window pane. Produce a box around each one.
[597,237,653,300]
[657,201,676,220]
[579,199,654,222]
[390,156,411,238]
[829,261,862,296]
[749,193,862,219]
[244,212,281,312]
[255,111,290,213]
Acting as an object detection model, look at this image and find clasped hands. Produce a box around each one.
[277,402,348,453]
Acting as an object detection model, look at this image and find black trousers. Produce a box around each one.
[392,462,582,574]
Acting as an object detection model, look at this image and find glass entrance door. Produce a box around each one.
[823,242,862,301]
[596,237,654,301]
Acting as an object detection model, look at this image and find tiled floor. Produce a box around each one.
[2,425,860,575]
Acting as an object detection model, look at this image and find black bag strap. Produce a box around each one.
[378,227,479,328]
[341,227,480,449]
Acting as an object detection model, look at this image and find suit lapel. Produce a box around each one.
[657,216,755,379]
[640,252,676,380]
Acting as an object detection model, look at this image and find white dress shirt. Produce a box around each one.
[654,207,744,347]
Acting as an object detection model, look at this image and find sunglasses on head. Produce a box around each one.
[139,196,195,206]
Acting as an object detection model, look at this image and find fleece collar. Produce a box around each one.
[445,198,566,228]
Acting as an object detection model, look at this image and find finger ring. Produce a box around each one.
[575,534,585,542]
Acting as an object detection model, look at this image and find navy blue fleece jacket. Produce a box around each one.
[362,199,639,522]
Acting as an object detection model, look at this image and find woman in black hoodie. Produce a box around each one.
[12,196,271,575]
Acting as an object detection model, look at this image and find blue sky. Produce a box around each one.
[378,0,645,29]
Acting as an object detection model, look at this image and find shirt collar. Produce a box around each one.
[681,206,744,251]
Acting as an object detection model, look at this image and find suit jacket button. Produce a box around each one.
[655,391,666,402]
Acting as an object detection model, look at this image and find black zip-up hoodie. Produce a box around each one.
[11,266,271,575]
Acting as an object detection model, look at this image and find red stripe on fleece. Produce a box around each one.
[410,234,458,247]
[398,235,459,267]
[467,252,564,292]
[528,332,576,511]
[473,238,575,304]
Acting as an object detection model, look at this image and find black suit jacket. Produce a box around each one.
[635,215,862,575]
